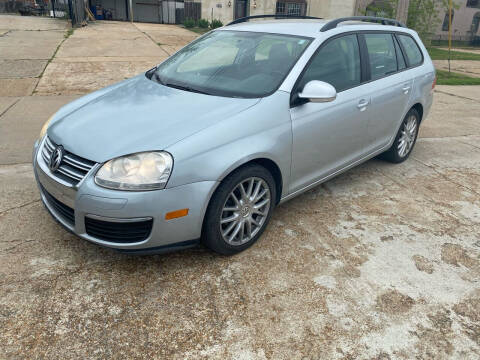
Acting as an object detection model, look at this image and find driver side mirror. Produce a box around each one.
[298,80,337,103]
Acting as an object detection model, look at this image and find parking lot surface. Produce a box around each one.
[1,15,479,360]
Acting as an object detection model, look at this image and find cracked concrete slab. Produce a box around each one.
[434,60,480,78]
[1,134,480,358]
[0,29,66,60]
[0,78,38,96]
[0,14,68,31]
[35,60,161,95]
[0,164,39,213]
[68,21,148,40]
[160,44,185,56]
[0,96,19,114]
[419,88,480,139]
[434,85,480,102]
[52,56,164,63]
[0,59,48,78]
[55,36,166,58]
[146,32,198,45]
[0,96,78,164]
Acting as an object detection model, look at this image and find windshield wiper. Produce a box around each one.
[164,82,211,95]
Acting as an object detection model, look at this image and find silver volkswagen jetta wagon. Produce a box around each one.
[34,16,435,255]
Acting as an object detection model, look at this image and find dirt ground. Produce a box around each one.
[1,15,480,360]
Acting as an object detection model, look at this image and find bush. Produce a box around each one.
[210,19,223,29]
[183,18,196,28]
[198,19,209,28]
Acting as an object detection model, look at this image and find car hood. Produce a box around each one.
[48,75,260,163]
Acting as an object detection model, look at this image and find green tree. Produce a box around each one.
[406,0,460,44]
[364,0,399,18]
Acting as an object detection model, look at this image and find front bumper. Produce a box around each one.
[33,139,218,252]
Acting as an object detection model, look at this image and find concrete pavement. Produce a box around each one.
[35,21,197,95]
[1,15,480,360]
[1,84,479,358]
[0,15,69,97]
[434,60,480,78]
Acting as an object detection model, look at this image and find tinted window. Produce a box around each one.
[298,34,361,92]
[364,33,397,80]
[394,36,406,70]
[397,35,423,67]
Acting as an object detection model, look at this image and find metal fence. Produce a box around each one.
[48,0,69,18]
[1,0,26,13]
[0,0,86,26]
[184,1,201,21]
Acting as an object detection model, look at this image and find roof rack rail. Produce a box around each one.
[227,14,323,26]
[320,16,406,32]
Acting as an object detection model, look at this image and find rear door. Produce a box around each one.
[359,32,414,152]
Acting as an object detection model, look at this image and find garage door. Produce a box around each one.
[133,0,161,23]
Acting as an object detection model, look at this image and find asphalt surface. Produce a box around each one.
[1,15,479,359]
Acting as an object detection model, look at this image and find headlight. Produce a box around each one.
[39,114,53,140]
[95,151,173,191]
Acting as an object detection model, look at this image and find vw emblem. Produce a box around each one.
[49,145,64,172]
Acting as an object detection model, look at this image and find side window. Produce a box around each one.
[364,33,397,80]
[393,36,406,70]
[397,34,423,67]
[298,34,361,93]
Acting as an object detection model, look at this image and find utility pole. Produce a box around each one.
[129,0,134,23]
[448,0,452,73]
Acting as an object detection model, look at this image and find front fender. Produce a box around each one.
[165,91,293,199]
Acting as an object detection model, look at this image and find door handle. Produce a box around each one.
[357,99,369,111]
[402,85,411,94]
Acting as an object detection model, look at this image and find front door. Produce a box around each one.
[234,0,248,20]
[289,34,371,194]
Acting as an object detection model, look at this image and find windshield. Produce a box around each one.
[153,30,312,98]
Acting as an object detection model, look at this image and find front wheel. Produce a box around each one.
[382,108,420,163]
[202,164,276,255]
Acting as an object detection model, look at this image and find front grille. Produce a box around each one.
[41,136,96,185]
[85,217,153,243]
[40,185,75,226]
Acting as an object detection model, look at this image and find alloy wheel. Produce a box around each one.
[397,115,418,158]
[220,177,271,246]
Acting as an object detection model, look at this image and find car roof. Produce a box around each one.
[220,19,415,39]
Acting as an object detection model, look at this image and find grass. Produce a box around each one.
[436,69,480,85]
[64,28,74,38]
[427,47,480,61]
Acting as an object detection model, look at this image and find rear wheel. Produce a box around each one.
[382,108,420,163]
[202,164,276,255]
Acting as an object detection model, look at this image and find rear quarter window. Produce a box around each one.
[397,34,423,67]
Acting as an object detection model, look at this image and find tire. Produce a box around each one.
[202,164,276,255]
[381,108,420,163]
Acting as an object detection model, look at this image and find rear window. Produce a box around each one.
[397,35,423,67]
[364,33,397,80]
